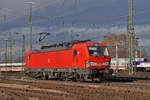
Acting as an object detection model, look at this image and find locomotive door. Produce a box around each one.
[28,55,31,68]
[73,50,78,68]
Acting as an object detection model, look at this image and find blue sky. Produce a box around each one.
[0,0,150,51]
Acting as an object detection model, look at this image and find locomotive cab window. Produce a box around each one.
[88,46,109,56]
[74,50,77,57]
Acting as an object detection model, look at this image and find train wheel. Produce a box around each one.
[60,72,66,81]
[64,72,69,81]
[34,72,42,79]
[83,74,88,82]
[98,73,104,82]
[42,72,48,80]
[74,74,81,82]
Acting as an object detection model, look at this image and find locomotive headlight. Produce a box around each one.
[90,62,99,66]
[86,62,91,67]
[102,62,110,66]
[86,62,99,67]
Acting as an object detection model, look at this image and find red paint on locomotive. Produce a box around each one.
[25,42,111,70]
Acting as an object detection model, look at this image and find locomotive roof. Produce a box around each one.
[40,40,90,49]
[32,46,72,54]
[31,40,106,54]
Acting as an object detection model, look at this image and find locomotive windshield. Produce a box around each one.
[88,46,109,56]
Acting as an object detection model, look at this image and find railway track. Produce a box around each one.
[0,88,29,100]
[0,72,150,100]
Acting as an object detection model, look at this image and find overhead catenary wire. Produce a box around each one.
[0,0,124,27]
[0,0,150,30]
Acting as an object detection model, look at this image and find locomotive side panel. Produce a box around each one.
[27,49,74,69]
[46,49,73,68]
[29,53,48,68]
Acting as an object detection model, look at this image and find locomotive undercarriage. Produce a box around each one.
[26,68,112,82]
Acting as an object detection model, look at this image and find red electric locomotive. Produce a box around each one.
[25,40,112,81]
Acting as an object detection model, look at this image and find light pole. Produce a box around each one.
[25,2,34,50]
[135,37,140,58]
[115,43,119,72]
[22,34,26,71]
[136,38,143,59]
[127,0,136,75]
